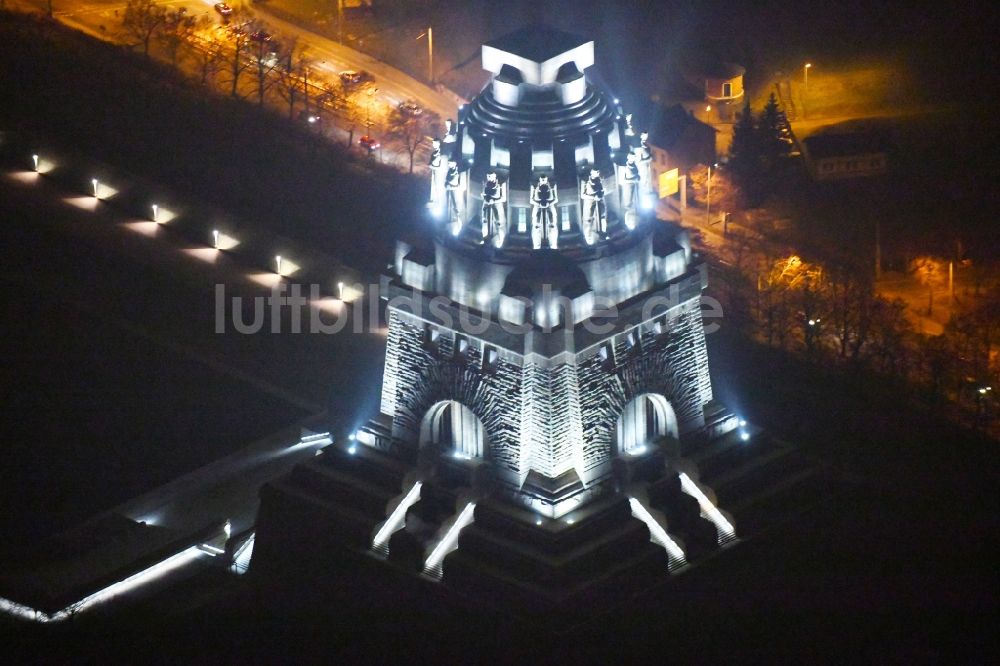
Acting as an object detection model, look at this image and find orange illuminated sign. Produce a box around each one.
[659,168,679,197]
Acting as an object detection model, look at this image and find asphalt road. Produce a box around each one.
[12,0,458,122]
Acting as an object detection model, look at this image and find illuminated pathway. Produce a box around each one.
[0,144,387,621]
[0,429,333,623]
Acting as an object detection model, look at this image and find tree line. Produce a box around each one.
[713,233,999,434]
[117,0,439,170]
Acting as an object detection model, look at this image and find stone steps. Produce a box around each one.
[321,444,411,493]
[713,450,812,508]
[471,495,635,554]
[443,536,670,616]
[290,460,398,518]
[646,477,720,560]
[260,478,380,549]
[727,467,834,535]
[456,516,653,588]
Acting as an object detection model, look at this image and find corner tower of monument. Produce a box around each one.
[376,26,734,519]
[253,26,746,613]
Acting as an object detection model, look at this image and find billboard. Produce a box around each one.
[659,168,679,197]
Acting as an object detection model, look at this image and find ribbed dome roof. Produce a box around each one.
[464,85,616,142]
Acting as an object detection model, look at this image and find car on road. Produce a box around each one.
[340,70,374,86]
[298,111,323,125]
[358,135,380,153]
[214,3,233,19]
[397,100,423,117]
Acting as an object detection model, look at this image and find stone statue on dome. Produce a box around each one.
[636,131,653,195]
[428,139,448,210]
[624,113,636,137]
[620,153,641,222]
[443,118,457,142]
[481,171,507,247]
[445,159,464,232]
[530,174,559,250]
[580,168,607,244]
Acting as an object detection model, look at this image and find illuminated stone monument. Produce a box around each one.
[254,26,747,613]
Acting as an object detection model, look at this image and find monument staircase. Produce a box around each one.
[684,429,834,536]
[252,422,835,624]
[260,443,410,552]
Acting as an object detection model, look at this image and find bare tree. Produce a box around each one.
[339,80,371,149]
[121,0,167,57]
[222,17,258,98]
[823,261,878,362]
[340,97,364,149]
[157,10,203,66]
[191,30,225,87]
[386,107,438,173]
[866,296,911,377]
[910,256,946,316]
[248,31,285,106]
[275,40,312,119]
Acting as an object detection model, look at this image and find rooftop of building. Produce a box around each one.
[802,131,891,158]
[644,103,717,149]
[483,26,591,64]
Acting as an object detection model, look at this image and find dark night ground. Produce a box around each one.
[0,184,386,547]
[4,328,996,662]
[0,7,997,661]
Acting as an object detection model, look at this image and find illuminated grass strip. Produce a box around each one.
[371,481,423,557]
[628,497,687,571]
[0,546,209,623]
[231,534,255,575]
[423,501,476,580]
[678,472,737,544]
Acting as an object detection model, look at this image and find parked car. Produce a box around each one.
[250,30,272,43]
[214,3,233,18]
[397,100,423,117]
[339,70,374,86]
[359,135,380,152]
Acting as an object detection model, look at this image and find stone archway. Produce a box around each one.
[419,400,488,459]
[615,393,678,454]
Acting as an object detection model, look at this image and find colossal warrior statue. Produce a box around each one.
[444,159,463,233]
[530,174,559,250]
[637,131,653,198]
[481,171,507,247]
[442,118,458,146]
[580,168,608,244]
[621,153,642,218]
[428,139,448,209]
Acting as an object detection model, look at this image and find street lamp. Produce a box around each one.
[91,178,99,198]
[336,0,344,44]
[32,154,39,172]
[803,63,812,118]
[275,255,283,276]
[416,27,433,84]
[337,281,345,300]
[365,87,378,130]
[213,229,220,249]
[151,204,159,223]
[706,162,718,225]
